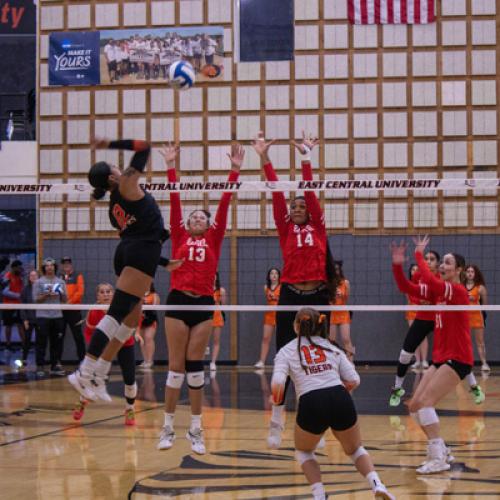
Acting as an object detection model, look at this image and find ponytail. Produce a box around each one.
[92,187,107,200]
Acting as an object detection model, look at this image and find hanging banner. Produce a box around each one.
[99,26,224,85]
[48,31,101,86]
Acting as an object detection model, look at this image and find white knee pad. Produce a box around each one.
[97,315,120,340]
[418,407,439,426]
[186,371,204,389]
[295,449,316,465]
[166,371,185,389]
[115,323,135,343]
[399,349,414,365]
[349,446,368,463]
[410,412,421,425]
[124,382,137,399]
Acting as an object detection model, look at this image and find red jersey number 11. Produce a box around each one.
[301,345,327,365]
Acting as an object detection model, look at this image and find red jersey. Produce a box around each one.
[168,168,239,296]
[411,269,440,322]
[264,161,327,284]
[85,309,134,347]
[3,272,22,304]
[393,251,473,366]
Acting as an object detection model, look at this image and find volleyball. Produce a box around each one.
[168,60,195,90]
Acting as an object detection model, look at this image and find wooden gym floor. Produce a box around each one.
[0,362,499,499]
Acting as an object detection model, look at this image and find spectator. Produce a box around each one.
[60,257,86,363]
[19,269,40,368]
[2,259,25,350]
[33,258,67,377]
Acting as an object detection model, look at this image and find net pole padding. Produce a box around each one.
[1,304,499,311]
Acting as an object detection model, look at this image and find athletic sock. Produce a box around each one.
[366,471,383,490]
[125,403,134,411]
[465,372,477,388]
[95,358,112,377]
[80,356,97,377]
[164,412,175,429]
[394,376,404,389]
[311,482,325,498]
[190,414,202,431]
[271,404,285,425]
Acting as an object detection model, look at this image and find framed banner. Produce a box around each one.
[0,0,36,34]
[49,31,100,86]
[99,26,224,85]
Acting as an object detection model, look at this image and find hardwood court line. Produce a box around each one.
[0,402,167,448]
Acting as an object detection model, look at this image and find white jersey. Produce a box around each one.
[272,336,359,399]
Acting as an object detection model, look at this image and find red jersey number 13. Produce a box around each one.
[188,247,206,262]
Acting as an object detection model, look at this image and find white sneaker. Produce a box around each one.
[481,363,490,372]
[411,361,421,370]
[91,373,112,402]
[186,428,206,455]
[420,441,453,466]
[68,370,97,401]
[416,458,451,474]
[373,484,396,499]
[254,360,264,369]
[209,362,216,371]
[421,360,429,369]
[316,435,326,450]
[139,361,153,371]
[267,420,284,449]
[157,426,176,450]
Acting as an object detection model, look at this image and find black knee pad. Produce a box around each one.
[185,360,204,389]
[107,289,141,324]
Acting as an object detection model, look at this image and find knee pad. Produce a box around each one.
[410,412,421,425]
[399,349,414,365]
[166,371,185,389]
[349,446,368,463]
[96,315,120,340]
[115,323,135,343]
[295,449,315,465]
[186,360,204,389]
[107,289,141,324]
[418,407,439,426]
[124,382,137,400]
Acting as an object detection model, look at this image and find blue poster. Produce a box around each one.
[49,31,100,86]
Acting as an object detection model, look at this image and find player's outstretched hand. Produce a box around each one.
[412,234,430,255]
[291,130,320,155]
[159,142,180,169]
[251,131,276,160]
[390,241,407,266]
[227,143,245,171]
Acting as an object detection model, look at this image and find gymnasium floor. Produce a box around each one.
[0,360,499,499]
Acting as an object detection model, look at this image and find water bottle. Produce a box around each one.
[6,112,14,140]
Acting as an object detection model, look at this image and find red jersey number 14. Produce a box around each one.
[297,232,314,248]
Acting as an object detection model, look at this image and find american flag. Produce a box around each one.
[348,0,435,24]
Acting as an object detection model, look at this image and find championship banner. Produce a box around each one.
[49,31,100,86]
[99,26,224,85]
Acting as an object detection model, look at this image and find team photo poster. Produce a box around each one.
[49,26,224,86]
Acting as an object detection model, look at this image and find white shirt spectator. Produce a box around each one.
[104,43,116,62]
[272,336,359,399]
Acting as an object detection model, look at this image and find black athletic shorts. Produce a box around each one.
[276,283,330,351]
[403,319,434,353]
[432,359,471,380]
[297,385,357,434]
[114,239,162,278]
[2,309,22,326]
[165,289,214,328]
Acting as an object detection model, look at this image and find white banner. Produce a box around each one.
[6,177,500,195]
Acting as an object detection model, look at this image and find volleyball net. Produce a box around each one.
[0,175,498,313]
